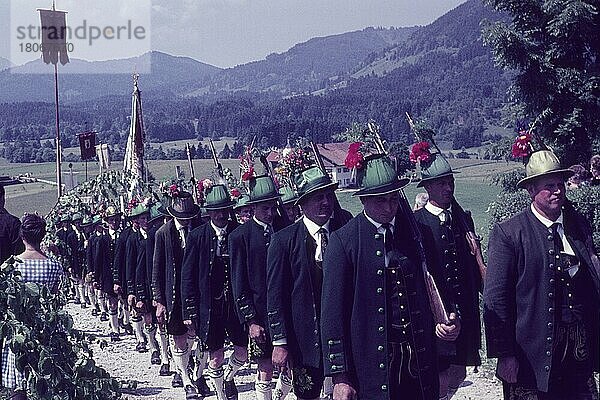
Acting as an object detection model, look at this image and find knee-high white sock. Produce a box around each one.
[122,304,130,325]
[323,376,333,397]
[256,377,272,400]
[208,366,226,400]
[109,310,120,334]
[97,290,107,312]
[273,369,292,400]
[88,285,97,307]
[132,316,145,343]
[77,284,85,303]
[192,338,208,380]
[158,325,170,364]
[144,324,160,352]
[224,354,246,382]
[171,338,194,387]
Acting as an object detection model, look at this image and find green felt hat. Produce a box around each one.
[233,194,251,210]
[353,154,410,197]
[149,202,166,222]
[247,175,282,205]
[517,150,574,189]
[294,166,338,203]
[80,215,94,227]
[416,153,456,187]
[168,191,200,219]
[279,185,299,205]
[103,204,122,219]
[129,203,150,219]
[204,184,236,210]
[71,212,83,222]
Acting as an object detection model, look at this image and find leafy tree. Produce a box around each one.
[483,0,600,165]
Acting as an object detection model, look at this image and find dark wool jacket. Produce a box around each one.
[125,226,159,303]
[180,220,240,341]
[415,203,482,365]
[0,207,22,265]
[94,231,118,294]
[112,226,132,295]
[152,219,201,313]
[266,211,352,368]
[230,218,280,327]
[484,206,600,392]
[321,212,439,400]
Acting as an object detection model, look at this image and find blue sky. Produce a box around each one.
[1,0,465,68]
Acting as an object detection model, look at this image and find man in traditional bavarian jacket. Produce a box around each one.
[230,175,290,400]
[153,191,208,398]
[182,184,248,400]
[113,210,133,336]
[413,152,482,399]
[321,154,450,400]
[96,205,123,341]
[267,166,352,400]
[484,150,600,400]
[126,202,168,366]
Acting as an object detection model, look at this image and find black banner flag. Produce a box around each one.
[78,131,96,161]
[39,9,70,65]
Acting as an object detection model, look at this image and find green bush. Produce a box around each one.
[0,257,121,400]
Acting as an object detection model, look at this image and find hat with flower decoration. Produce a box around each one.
[247,175,282,205]
[168,191,200,220]
[294,166,337,203]
[203,184,236,210]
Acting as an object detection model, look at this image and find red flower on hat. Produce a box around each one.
[511,131,532,158]
[231,188,241,198]
[345,142,364,169]
[242,166,255,181]
[168,184,179,197]
[409,141,431,164]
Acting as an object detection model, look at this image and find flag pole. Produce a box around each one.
[54,56,62,198]
[52,0,62,198]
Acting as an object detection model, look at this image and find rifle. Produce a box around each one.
[208,139,237,222]
[258,153,292,229]
[309,140,347,217]
[451,199,487,285]
[185,143,198,200]
[209,139,223,178]
[367,121,449,324]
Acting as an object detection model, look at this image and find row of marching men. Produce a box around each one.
[52,151,483,400]
[55,144,600,400]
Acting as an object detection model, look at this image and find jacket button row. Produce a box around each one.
[381,385,387,391]
[378,308,384,314]
[379,363,385,370]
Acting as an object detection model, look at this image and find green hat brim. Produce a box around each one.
[516,169,574,189]
[353,177,410,197]
[416,171,458,187]
[296,181,338,204]
[167,204,201,220]
[203,200,236,211]
[130,209,150,219]
[245,193,283,206]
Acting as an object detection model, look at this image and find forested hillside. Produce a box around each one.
[0,0,511,162]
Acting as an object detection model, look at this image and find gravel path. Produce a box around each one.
[67,302,503,399]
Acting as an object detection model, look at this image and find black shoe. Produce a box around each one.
[136,341,148,353]
[150,350,161,365]
[110,332,120,342]
[224,379,238,400]
[80,303,87,309]
[185,384,199,400]
[100,312,109,322]
[195,376,212,397]
[122,323,133,335]
[172,373,183,388]
[159,363,170,376]
[91,307,99,317]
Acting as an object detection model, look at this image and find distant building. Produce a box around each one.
[266,142,354,189]
[315,142,354,188]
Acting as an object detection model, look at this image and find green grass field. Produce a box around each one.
[2,157,518,243]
